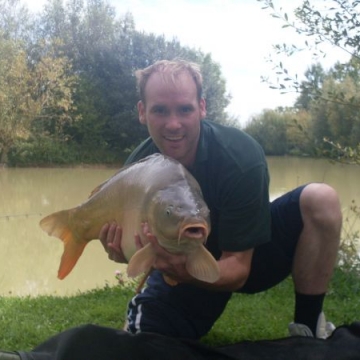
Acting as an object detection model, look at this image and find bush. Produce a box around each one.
[8,137,123,166]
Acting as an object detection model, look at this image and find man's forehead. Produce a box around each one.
[147,70,195,87]
[144,71,198,99]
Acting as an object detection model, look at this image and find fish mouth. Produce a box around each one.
[179,223,209,244]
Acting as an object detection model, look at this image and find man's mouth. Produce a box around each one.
[164,135,184,142]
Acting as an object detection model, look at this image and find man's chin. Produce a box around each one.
[161,149,184,162]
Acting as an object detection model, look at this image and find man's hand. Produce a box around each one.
[145,231,192,283]
[99,223,143,263]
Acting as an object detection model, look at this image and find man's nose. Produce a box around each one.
[166,114,182,130]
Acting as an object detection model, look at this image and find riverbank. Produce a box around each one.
[0,267,359,351]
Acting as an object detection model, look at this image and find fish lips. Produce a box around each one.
[178,221,210,245]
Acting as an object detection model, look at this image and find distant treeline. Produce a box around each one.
[244,59,360,159]
[1,0,359,166]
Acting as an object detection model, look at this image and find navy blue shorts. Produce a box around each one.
[126,185,306,339]
[241,184,306,293]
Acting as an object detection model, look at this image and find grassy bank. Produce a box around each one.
[0,267,359,352]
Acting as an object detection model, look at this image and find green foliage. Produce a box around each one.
[7,136,121,166]
[339,200,360,271]
[257,0,360,96]
[0,0,30,41]
[319,139,360,163]
[245,108,315,156]
[8,137,77,166]
[245,110,288,155]
[254,0,360,158]
[200,53,232,124]
[294,63,326,110]
[0,31,78,164]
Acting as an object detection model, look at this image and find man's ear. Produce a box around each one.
[137,100,146,124]
[200,98,206,119]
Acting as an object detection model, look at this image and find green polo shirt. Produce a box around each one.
[125,120,271,259]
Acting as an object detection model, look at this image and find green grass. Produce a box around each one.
[203,268,360,345]
[0,284,133,351]
[0,268,359,351]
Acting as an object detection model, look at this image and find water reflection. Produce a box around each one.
[0,158,359,297]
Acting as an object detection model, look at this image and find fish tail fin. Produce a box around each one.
[58,235,87,279]
[186,246,220,283]
[39,210,87,279]
[39,210,73,240]
[127,244,156,278]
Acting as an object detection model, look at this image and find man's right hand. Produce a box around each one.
[99,223,144,263]
[99,223,127,263]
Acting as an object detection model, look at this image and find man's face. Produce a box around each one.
[137,71,206,167]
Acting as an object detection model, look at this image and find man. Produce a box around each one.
[100,59,342,340]
[0,59,343,360]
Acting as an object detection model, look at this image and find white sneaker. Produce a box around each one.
[288,312,336,339]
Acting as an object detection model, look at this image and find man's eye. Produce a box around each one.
[153,107,167,115]
[180,106,193,114]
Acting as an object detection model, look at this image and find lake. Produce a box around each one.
[1,157,359,297]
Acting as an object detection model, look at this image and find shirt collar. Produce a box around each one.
[195,120,209,164]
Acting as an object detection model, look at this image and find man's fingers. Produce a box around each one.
[142,222,150,235]
[112,225,122,251]
[147,233,164,251]
[134,233,144,250]
[106,222,118,244]
[99,222,127,263]
[99,223,110,246]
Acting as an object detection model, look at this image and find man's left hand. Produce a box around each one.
[144,229,193,284]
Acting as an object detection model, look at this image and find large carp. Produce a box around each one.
[40,153,220,283]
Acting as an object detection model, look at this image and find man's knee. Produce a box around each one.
[300,183,342,228]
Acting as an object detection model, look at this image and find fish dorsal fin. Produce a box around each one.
[89,181,109,198]
[127,244,156,278]
[88,169,123,198]
[186,246,220,283]
[88,163,135,198]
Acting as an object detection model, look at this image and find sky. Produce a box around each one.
[22,0,350,125]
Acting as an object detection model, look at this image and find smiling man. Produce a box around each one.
[136,66,205,168]
[100,59,342,340]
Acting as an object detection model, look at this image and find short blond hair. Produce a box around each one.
[135,59,203,103]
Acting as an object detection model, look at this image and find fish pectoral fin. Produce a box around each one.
[186,246,220,283]
[127,244,156,278]
[163,275,178,287]
[58,232,87,280]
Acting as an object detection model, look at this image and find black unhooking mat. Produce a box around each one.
[18,322,360,360]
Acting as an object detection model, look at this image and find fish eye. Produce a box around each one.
[166,208,172,216]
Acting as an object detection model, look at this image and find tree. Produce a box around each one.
[285,109,313,155]
[0,0,32,41]
[257,0,360,105]
[0,35,77,164]
[0,36,31,163]
[258,0,360,163]
[245,109,288,155]
[309,75,360,147]
[295,63,326,110]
